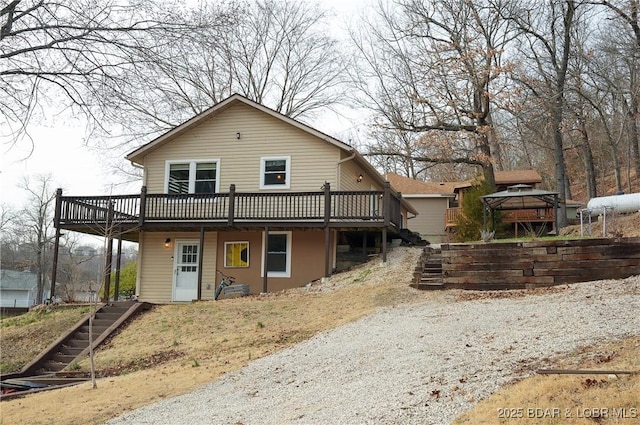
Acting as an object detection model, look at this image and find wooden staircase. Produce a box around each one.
[19,302,147,377]
[1,301,149,399]
[411,246,444,290]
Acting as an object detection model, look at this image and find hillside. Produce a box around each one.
[561,211,640,238]
[2,224,639,424]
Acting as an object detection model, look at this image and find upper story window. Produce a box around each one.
[166,160,219,194]
[260,156,290,189]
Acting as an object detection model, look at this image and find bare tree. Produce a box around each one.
[98,0,349,150]
[19,174,57,304]
[593,1,640,180]
[0,0,210,149]
[505,0,584,227]
[0,202,17,233]
[351,0,518,188]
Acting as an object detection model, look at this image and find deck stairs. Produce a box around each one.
[1,301,148,399]
[411,246,444,290]
[396,228,430,246]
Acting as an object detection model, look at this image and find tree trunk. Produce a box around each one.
[611,142,624,193]
[552,99,568,227]
[629,95,640,185]
[579,119,598,199]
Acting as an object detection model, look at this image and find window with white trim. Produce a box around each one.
[224,241,249,268]
[260,156,290,189]
[262,231,291,277]
[166,160,219,194]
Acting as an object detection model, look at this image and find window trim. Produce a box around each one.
[165,159,220,194]
[224,241,250,268]
[261,231,291,278]
[259,156,291,190]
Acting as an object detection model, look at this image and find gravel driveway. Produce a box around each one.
[105,277,639,425]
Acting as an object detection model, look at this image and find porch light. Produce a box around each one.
[357,174,363,183]
[164,238,171,248]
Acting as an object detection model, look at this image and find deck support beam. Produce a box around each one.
[102,201,115,303]
[263,226,269,294]
[323,182,331,277]
[50,188,63,300]
[113,236,123,300]
[197,227,205,300]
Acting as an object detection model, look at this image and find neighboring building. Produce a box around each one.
[445,170,545,230]
[385,173,458,243]
[445,170,583,236]
[52,94,418,303]
[0,270,50,309]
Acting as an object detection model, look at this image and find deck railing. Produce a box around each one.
[56,183,402,229]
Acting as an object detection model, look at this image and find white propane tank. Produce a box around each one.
[586,193,640,216]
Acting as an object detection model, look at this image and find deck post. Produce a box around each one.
[323,182,331,277]
[382,182,391,263]
[113,235,122,300]
[482,201,488,233]
[197,227,205,300]
[228,184,236,227]
[49,188,63,299]
[263,226,269,293]
[102,201,114,303]
[138,186,147,228]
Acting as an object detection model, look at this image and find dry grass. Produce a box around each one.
[1,306,91,373]
[454,337,640,425]
[0,247,427,425]
[2,243,639,425]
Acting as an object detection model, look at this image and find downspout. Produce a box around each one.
[336,150,357,190]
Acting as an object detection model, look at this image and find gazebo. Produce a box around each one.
[480,184,560,237]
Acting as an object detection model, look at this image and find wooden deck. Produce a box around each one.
[54,183,404,241]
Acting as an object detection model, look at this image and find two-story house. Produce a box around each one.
[51,94,417,303]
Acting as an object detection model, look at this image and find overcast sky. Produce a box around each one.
[0,0,377,212]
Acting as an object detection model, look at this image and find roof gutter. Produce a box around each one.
[335,150,357,189]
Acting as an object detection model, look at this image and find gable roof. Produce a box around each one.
[495,170,543,186]
[454,169,543,190]
[125,94,418,215]
[126,93,354,165]
[384,173,458,197]
[0,269,40,291]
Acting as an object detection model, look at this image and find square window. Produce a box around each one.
[260,156,290,189]
[225,242,249,268]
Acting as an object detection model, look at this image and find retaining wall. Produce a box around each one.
[441,237,640,290]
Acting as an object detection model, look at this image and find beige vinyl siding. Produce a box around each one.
[142,103,341,194]
[138,231,218,303]
[215,230,331,294]
[338,157,383,192]
[404,197,450,243]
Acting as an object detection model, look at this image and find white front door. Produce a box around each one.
[173,241,199,301]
